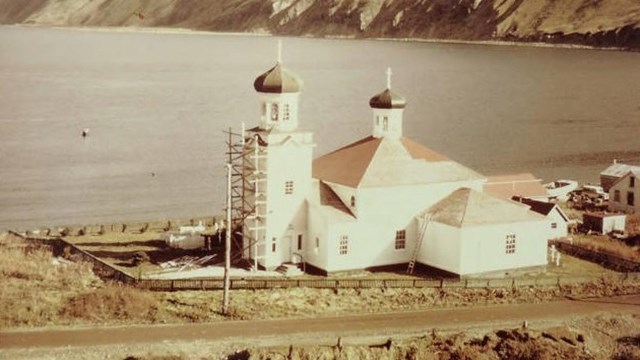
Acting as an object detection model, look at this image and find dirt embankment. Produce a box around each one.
[0,0,639,49]
[218,316,640,360]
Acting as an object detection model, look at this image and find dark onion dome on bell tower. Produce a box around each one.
[253,63,302,94]
[369,88,406,109]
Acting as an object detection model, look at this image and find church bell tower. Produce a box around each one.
[242,42,315,270]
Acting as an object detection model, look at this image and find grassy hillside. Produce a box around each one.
[0,0,639,48]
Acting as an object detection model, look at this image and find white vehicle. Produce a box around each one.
[581,184,609,201]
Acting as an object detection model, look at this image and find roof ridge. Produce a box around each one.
[356,137,386,188]
[321,136,376,157]
[458,188,472,226]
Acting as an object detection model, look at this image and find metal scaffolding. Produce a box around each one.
[224,124,268,270]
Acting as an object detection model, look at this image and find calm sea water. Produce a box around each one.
[1,26,639,231]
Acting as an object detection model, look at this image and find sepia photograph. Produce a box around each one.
[0,1,639,359]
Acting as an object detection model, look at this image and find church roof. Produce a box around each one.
[307,180,356,223]
[426,188,545,228]
[484,173,548,200]
[369,88,406,109]
[313,136,483,188]
[253,63,302,93]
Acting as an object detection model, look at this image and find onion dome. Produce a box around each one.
[253,63,302,93]
[369,88,406,109]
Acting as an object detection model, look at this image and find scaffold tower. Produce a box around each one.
[225,124,268,270]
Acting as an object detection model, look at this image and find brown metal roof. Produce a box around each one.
[313,136,480,188]
[253,63,302,93]
[312,136,382,187]
[484,173,548,200]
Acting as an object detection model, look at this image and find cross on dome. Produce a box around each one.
[277,39,282,64]
[386,67,392,89]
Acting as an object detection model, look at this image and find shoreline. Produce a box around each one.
[4,23,635,53]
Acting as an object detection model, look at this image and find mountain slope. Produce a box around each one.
[1,0,639,49]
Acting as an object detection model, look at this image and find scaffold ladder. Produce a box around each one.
[407,213,431,274]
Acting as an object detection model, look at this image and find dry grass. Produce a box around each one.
[0,233,100,327]
[572,234,640,262]
[64,284,161,322]
[0,233,162,328]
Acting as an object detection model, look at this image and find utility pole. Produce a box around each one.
[222,163,231,315]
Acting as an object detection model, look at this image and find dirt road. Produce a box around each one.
[1,294,639,351]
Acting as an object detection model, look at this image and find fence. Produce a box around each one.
[9,231,640,292]
[134,273,640,291]
[554,241,640,272]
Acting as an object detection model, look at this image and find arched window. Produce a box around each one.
[271,103,279,121]
[350,196,355,207]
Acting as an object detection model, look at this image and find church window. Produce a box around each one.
[505,234,516,254]
[283,104,290,121]
[395,230,406,250]
[272,237,277,252]
[376,116,380,125]
[631,176,636,188]
[614,190,620,202]
[271,103,279,121]
[628,192,635,206]
[350,196,355,207]
[315,237,320,251]
[339,235,349,255]
[285,181,294,195]
[383,117,389,131]
[297,234,302,250]
[261,103,266,116]
[551,222,557,229]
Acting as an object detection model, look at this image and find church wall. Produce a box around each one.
[418,222,462,274]
[457,220,549,276]
[357,180,485,223]
[305,202,330,270]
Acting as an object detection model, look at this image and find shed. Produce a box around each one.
[582,213,626,235]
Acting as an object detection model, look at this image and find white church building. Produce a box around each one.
[237,56,551,277]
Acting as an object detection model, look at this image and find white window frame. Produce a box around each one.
[395,230,406,250]
[339,235,348,255]
[285,180,294,195]
[271,103,279,121]
[505,234,516,254]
